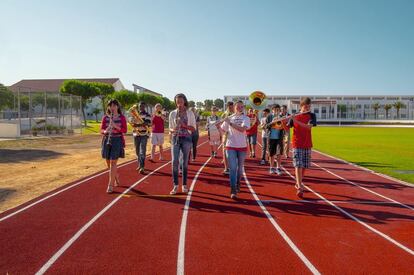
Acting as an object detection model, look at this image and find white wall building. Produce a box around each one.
[224,95,414,121]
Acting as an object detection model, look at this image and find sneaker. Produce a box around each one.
[252,154,256,158]
[269,168,275,174]
[170,186,178,195]
[139,168,145,174]
[260,160,266,165]
[276,168,282,176]
[223,169,229,175]
[182,185,188,193]
[230,193,237,199]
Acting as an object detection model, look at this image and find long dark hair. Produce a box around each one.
[174,93,189,109]
[106,99,123,115]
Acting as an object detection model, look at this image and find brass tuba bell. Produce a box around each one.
[248,91,267,110]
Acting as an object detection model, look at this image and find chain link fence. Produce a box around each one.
[0,88,82,138]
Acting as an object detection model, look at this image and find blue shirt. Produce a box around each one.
[268,114,282,139]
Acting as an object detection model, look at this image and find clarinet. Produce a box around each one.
[174,110,181,145]
[106,114,114,147]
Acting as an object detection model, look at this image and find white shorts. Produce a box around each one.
[151,133,164,145]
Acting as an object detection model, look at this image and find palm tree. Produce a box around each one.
[372,102,380,119]
[393,101,406,119]
[384,104,392,119]
[91,106,101,122]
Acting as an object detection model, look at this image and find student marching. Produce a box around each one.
[101,92,316,200]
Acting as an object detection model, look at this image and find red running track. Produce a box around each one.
[0,136,413,274]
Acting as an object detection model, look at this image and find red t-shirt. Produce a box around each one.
[246,114,258,136]
[289,112,317,149]
[152,115,165,133]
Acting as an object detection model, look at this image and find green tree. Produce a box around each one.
[91,105,102,122]
[204,99,213,111]
[60,80,100,126]
[160,96,175,111]
[196,101,204,109]
[111,89,138,110]
[136,93,163,106]
[337,104,347,118]
[393,101,405,119]
[372,102,380,119]
[213,98,224,109]
[384,104,392,119]
[0,83,14,110]
[92,82,115,112]
[188,100,196,108]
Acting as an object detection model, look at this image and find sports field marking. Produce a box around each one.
[281,167,414,256]
[176,145,221,275]
[35,161,172,275]
[243,171,321,275]
[313,149,413,188]
[0,159,135,222]
[36,140,208,275]
[312,161,414,211]
[261,199,406,205]
[0,139,208,222]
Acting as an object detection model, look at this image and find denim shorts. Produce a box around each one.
[247,134,257,145]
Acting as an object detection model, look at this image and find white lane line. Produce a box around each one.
[176,144,221,275]
[0,159,135,222]
[281,167,414,256]
[35,161,172,275]
[0,138,208,222]
[261,199,405,205]
[312,162,414,212]
[36,140,209,275]
[243,172,321,275]
[313,149,413,188]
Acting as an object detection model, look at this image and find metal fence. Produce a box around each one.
[0,89,82,138]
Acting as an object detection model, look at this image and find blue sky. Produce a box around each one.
[0,0,413,101]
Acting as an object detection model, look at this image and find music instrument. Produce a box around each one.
[248,91,267,110]
[128,104,149,136]
[106,114,114,147]
[270,111,311,130]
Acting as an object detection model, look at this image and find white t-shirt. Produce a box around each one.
[260,117,268,138]
[221,114,250,148]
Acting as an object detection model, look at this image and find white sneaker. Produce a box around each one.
[269,168,275,174]
[182,185,189,193]
[170,186,178,195]
[230,193,237,199]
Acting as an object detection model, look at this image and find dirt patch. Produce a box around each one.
[0,132,198,213]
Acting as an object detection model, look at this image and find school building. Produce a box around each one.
[223,95,414,121]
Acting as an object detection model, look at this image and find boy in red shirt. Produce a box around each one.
[246,108,259,158]
[288,97,317,198]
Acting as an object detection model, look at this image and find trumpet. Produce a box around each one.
[270,111,311,130]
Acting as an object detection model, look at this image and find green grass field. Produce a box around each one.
[312,127,414,184]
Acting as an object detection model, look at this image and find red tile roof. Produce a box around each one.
[9,78,120,92]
